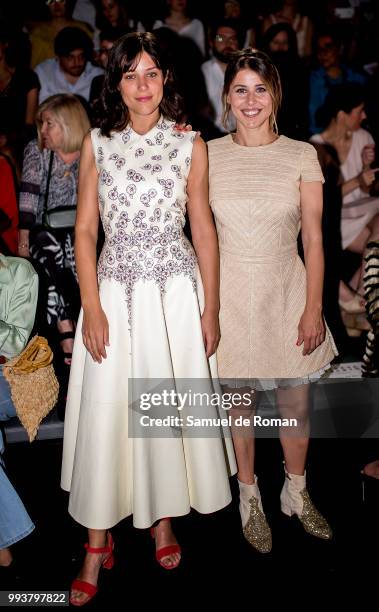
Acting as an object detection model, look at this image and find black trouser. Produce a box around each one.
[29,227,78,325]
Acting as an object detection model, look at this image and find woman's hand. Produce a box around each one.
[358,167,379,188]
[361,144,375,167]
[201,309,221,358]
[18,244,30,258]
[173,122,201,137]
[18,230,30,258]
[82,306,109,363]
[297,308,325,356]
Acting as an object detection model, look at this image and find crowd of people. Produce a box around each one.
[1,0,379,603]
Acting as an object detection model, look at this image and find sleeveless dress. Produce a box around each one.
[61,118,236,529]
[208,134,338,389]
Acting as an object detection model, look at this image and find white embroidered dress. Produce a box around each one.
[61,118,236,529]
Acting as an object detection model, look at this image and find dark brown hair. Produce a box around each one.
[99,32,183,137]
[222,48,282,132]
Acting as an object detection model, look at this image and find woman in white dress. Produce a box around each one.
[61,32,235,605]
[310,84,379,329]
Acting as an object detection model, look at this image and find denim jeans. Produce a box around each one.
[0,367,35,549]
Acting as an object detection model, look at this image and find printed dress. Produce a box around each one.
[61,118,236,529]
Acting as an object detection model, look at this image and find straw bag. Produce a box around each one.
[3,336,59,442]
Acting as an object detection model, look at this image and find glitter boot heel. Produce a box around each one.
[280,465,332,540]
[238,477,272,553]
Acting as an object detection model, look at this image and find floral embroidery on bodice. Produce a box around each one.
[91,118,197,324]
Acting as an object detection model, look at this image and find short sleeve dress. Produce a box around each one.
[208,134,337,388]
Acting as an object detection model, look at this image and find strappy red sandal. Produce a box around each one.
[70,532,114,607]
[150,518,181,570]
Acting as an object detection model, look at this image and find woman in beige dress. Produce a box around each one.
[208,49,338,553]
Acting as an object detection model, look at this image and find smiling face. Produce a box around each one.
[227,68,273,131]
[118,51,165,122]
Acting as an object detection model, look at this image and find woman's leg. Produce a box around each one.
[70,528,110,606]
[225,386,256,483]
[0,367,34,560]
[277,383,310,475]
[276,383,332,539]
[30,230,76,364]
[346,213,379,294]
[224,386,271,553]
[57,319,75,366]
[151,518,181,569]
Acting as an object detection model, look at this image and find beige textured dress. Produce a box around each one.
[208,134,337,386]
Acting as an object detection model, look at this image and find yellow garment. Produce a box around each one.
[30,20,93,69]
[0,255,38,359]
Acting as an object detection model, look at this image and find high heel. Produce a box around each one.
[150,518,181,570]
[238,477,272,553]
[70,532,114,607]
[280,465,332,540]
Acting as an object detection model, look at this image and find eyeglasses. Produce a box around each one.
[46,0,65,5]
[215,34,238,44]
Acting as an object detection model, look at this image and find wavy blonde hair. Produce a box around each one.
[36,94,90,153]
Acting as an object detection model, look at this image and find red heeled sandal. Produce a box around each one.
[150,518,181,570]
[70,532,114,607]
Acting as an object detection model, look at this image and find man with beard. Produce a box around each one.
[35,27,103,103]
[201,19,240,134]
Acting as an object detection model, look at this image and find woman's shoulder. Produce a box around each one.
[23,139,43,160]
[3,255,37,282]
[278,136,316,154]
[353,128,374,146]
[207,134,232,151]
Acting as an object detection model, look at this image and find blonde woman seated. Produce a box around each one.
[18,94,90,365]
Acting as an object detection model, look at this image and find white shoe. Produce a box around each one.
[280,465,332,540]
[238,477,272,553]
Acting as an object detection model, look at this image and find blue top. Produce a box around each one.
[309,65,367,134]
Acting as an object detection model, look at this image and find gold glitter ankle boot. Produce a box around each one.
[280,466,332,540]
[238,477,272,553]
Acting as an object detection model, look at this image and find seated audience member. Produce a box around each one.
[73,0,97,30]
[18,94,90,366]
[0,155,18,255]
[311,84,379,337]
[262,0,313,58]
[201,18,240,134]
[0,22,40,163]
[30,0,93,69]
[35,27,103,103]
[93,0,145,49]
[153,0,206,58]
[309,28,366,134]
[89,26,123,124]
[0,252,38,577]
[222,1,255,46]
[261,22,309,139]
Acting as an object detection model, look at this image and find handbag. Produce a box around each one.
[42,151,77,230]
[3,336,59,442]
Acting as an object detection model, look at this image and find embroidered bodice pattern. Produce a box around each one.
[93,119,197,324]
